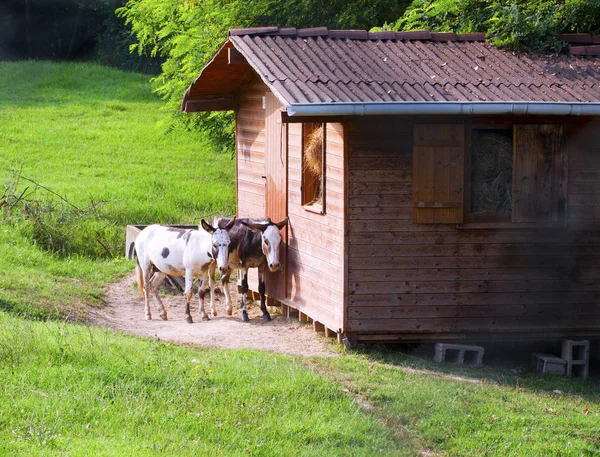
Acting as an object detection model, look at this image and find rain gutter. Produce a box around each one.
[286,101,600,117]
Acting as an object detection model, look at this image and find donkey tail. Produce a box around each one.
[129,242,145,298]
[135,263,144,298]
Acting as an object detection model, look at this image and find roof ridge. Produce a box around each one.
[229,27,487,42]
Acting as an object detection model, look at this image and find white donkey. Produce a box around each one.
[134,218,235,323]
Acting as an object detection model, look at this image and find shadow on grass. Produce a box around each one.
[0,296,59,322]
[0,60,156,109]
[353,341,600,400]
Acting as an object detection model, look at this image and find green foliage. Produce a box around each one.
[117,0,411,152]
[395,0,600,51]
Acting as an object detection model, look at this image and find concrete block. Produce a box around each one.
[532,353,567,375]
[561,340,590,380]
[434,343,484,366]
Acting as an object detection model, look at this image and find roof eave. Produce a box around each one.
[286,101,600,117]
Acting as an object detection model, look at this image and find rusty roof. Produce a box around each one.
[182,27,600,116]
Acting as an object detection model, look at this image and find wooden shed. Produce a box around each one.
[182,27,600,344]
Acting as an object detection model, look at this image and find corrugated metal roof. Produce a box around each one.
[182,27,600,113]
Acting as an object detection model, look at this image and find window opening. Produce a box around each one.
[302,122,325,212]
[469,128,513,216]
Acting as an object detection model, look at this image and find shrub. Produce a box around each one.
[395,0,600,51]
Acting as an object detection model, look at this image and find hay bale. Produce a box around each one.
[303,124,323,176]
[471,129,513,215]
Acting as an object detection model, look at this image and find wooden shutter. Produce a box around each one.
[413,124,465,223]
[513,125,566,223]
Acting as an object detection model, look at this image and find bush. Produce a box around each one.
[394,0,600,51]
[2,171,119,258]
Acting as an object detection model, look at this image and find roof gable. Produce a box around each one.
[182,27,600,116]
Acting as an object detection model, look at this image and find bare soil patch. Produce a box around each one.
[91,274,337,357]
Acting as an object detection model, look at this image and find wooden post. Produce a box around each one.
[313,321,325,333]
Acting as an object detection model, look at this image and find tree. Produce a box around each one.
[390,0,600,51]
[118,0,412,151]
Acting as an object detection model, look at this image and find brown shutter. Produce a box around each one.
[513,125,566,223]
[413,124,465,223]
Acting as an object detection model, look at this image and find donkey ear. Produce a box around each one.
[200,219,215,233]
[223,217,236,231]
[274,217,289,230]
[240,219,268,232]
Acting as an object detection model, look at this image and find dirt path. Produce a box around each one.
[91,274,337,357]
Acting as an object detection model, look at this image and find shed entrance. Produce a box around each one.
[264,92,287,299]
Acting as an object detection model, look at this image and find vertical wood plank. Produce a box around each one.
[265,91,287,299]
[413,124,464,223]
[514,125,564,223]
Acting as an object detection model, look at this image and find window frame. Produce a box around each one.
[301,122,326,215]
[411,121,567,228]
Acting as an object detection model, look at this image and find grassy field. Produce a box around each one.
[0,60,235,319]
[1,61,599,457]
[0,312,404,457]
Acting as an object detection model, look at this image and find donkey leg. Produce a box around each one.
[240,268,249,322]
[198,275,211,321]
[150,272,168,320]
[142,266,153,320]
[208,269,217,317]
[184,270,194,323]
[258,269,271,321]
[221,270,232,316]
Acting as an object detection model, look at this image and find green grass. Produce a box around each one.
[0,61,234,222]
[1,60,599,457]
[0,60,235,319]
[316,347,600,456]
[0,312,405,457]
[2,312,599,457]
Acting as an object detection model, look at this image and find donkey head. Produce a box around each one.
[201,217,236,274]
[241,217,289,272]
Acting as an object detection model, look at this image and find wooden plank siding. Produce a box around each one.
[286,122,345,333]
[346,116,600,341]
[235,79,268,291]
[236,79,266,220]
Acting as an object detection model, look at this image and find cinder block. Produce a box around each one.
[434,343,484,366]
[561,340,590,380]
[532,353,567,375]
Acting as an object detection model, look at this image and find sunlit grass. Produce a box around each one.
[0,61,235,319]
[316,347,600,456]
[0,312,405,457]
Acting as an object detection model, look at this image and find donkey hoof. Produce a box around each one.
[226,309,233,316]
[202,314,211,321]
[242,311,249,322]
[159,313,168,321]
[212,311,218,317]
[145,315,152,321]
[185,316,193,324]
[263,314,272,322]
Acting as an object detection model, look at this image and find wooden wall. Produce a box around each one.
[286,122,345,333]
[346,116,600,342]
[235,79,267,292]
[568,119,600,230]
[236,79,267,220]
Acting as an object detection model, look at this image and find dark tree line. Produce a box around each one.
[0,0,124,60]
